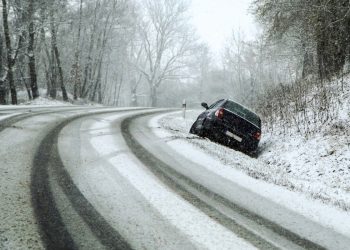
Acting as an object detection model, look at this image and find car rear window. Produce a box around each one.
[209,99,224,109]
[224,101,261,128]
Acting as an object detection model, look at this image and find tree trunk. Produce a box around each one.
[0,30,6,104]
[90,59,103,102]
[18,69,32,100]
[130,73,142,107]
[47,25,57,98]
[73,0,83,100]
[54,46,69,102]
[131,89,137,107]
[150,85,157,107]
[24,80,33,100]
[0,81,5,104]
[0,81,6,104]
[38,9,53,98]
[115,72,124,106]
[50,15,68,102]
[81,1,99,98]
[97,81,102,104]
[49,44,57,98]
[28,0,39,99]
[2,0,17,104]
[301,42,314,79]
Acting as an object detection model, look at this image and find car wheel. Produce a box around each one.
[197,126,206,137]
[245,145,258,157]
[190,120,207,137]
[197,119,211,138]
[189,121,199,134]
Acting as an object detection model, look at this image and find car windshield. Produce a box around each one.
[224,101,261,128]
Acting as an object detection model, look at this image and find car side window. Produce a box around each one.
[208,99,224,109]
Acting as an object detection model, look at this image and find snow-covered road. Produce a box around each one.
[0,106,349,249]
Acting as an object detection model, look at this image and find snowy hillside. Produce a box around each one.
[156,79,350,211]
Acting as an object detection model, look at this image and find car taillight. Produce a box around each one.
[253,132,261,140]
[215,108,224,119]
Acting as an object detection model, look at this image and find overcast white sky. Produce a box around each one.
[190,0,258,57]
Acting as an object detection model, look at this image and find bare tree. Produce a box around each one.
[27,0,39,99]
[128,40,145,106]
[79,0,133,104]
[136,0,196,106]
[49,9,68,101]
[223,31,246,90]
[1,0,197,106]
[0,28,6,104]
[72,0,83,100]
[2,0,19,104]
[253,0,350,80]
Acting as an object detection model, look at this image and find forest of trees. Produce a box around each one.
[0,0,349,129]
[254,0,350,80]
[251,0,350,135]
[0,0,201,106]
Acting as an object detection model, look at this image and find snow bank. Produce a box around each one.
[156,107,350,212]
[151,110,350,238]
[19,96,73,106]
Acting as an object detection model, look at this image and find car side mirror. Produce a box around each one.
[201,102,209,110]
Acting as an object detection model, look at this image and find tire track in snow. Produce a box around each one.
[121,113,325,250]
[0,107,100,133]
[31,109,147,249]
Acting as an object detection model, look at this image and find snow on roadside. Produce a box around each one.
[151,110,350,238]
[16,87,105,106]
[0,96,73,123]
[19,96,73,106]
[156,109,350,212]
[0,113,20,122]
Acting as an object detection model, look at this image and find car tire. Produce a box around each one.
[245,145,258,156]
[189,121,199,134]
[198,118,210,138]
[197,126,206,137]
[190,120,207,137]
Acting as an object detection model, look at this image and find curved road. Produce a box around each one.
[0,106,349,249]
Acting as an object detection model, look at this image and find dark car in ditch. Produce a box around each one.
[189,99,262,153]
